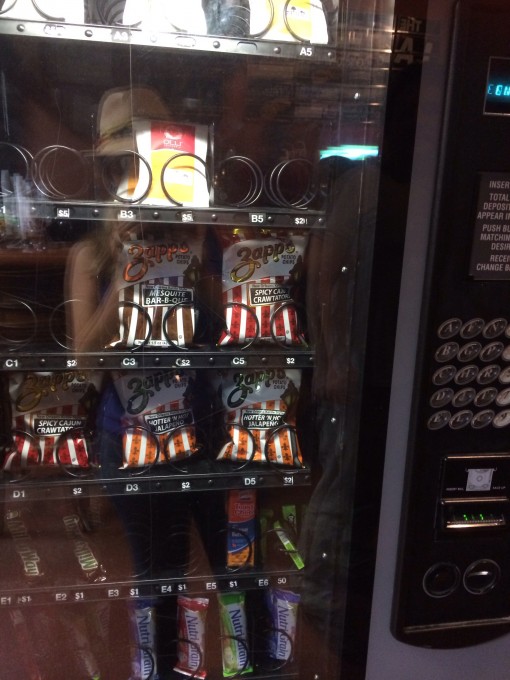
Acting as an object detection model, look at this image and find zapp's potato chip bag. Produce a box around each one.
[113,370,198,468]
[216,369,303,467]
[4,371,99,471]
[109,234,202,349]
[218,230,307,347]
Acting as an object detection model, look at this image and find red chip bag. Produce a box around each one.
[113,370,199,468]
[4,372,99,472]
[217,230,308,347]
[216,369,303,466]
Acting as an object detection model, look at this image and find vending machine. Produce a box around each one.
[0,1,403,679]
[367,0,510,678]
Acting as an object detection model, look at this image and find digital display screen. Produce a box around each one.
[485,57,510,115]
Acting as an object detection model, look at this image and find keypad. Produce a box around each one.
[428,317,510,430]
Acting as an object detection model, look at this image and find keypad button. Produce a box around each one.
[457,342,481,362]
[474,387,498,407]
[430,388,454,408]
[460,318,485,339]
[438,318,462,339]
[496,388,510,407]
[435,342,459,363]
[433,365,457,386]
[483,318,507,339]
[423,563,460,598]
[427,410,451,430]
[449,410,473,429]
[452,388,476,408]
[479,342,504,362]
[493,410,510,428]
[499,366,510,383]
[502,345,510,362]
[477,365,501,385]
[454,365,479,385]
[471,410,495,429]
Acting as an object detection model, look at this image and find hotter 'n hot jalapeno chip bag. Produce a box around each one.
[108,232,202,349]
[217,230,308,347]
[113,369,199,468]
[4,371,100,471]
[215,368,303,466]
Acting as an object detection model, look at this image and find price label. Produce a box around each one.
[4,359,20,369]
[299,46,314,57]
[283,476,294,486]
[111,29,131,42]
[56,207,71,218]
[181,211,194,223]
[249,213,266,224]
[294,216,308,226]
[44,24,66,37]
[17,595,32,605]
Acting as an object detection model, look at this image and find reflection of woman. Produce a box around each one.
[64,222,135,353]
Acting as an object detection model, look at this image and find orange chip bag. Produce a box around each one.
[113,370,199,468]
[216,368,303,467]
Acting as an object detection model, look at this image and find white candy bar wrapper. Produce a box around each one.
[123,0,207,34]
[0,0,84,22]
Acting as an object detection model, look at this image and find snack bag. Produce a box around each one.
[0,0,84,22]
[216,369,303,466]
[3,371,99,471]
[123,0,208,34]
[217,230,307,347]
[108,233,202,349]
[250,0,329,43]
[226,489,256,570]
[113,370,199,468]
[129,601,158,680]
[175,596,209,679]
[265,588,300,662]
[130,120,209,206]
[217,592,253,676]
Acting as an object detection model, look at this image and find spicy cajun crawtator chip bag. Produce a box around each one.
[216,368,303,467]
[4,371,100,472]
[218,230,308,347]
[113,369,199,468]
[108,232,202,349]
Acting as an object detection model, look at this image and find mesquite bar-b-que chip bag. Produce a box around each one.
[113,369,199,468]
[108,233,202,349]
[4,371,100,471]
[215,368,303,467]
[218,230,308,347]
